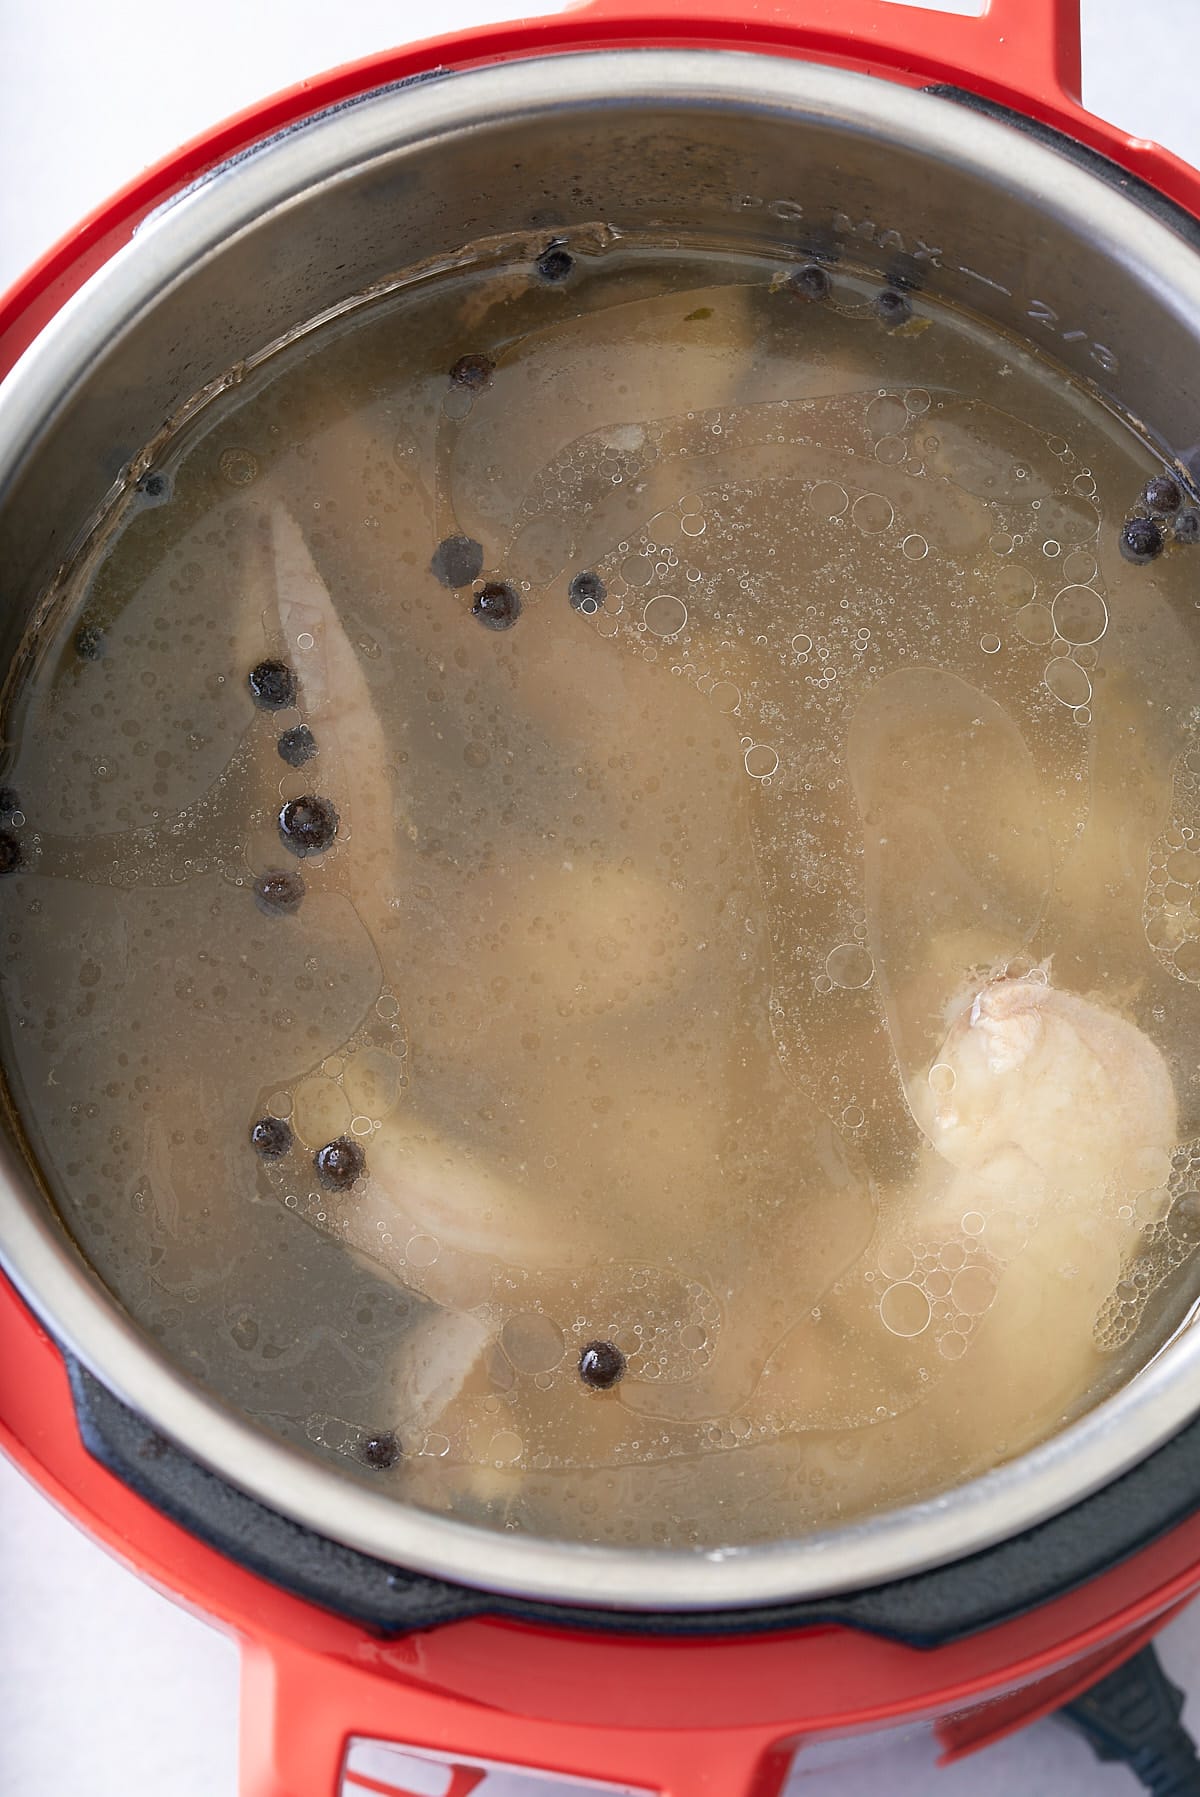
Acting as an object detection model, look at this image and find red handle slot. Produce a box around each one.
[570,0,1083,110]
[237,1635,784,1797]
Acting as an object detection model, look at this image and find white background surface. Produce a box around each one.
[3,1,1200,1792]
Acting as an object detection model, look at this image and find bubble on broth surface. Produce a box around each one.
[1050,585,1108,646]
[879,1282,931,1338]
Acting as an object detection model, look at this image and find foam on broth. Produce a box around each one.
[4,231,1200,1546]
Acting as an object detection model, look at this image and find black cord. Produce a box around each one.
[1057,1644,1200,1795]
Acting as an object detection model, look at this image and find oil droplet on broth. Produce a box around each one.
[879,1282,931,1338]
[2,229,1199,1552]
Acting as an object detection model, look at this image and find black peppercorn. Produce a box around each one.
[449,354,495,391]
[1119,516,1165,565]
[568,570,607,614]
[279,795,338,856]
[473,581,522,630]
[789,263,831,302]
[536,245,574,283]
[579,1339,626,1389]
[430,534,485,589]
[253,868,306,915]
[250,1116,292,1159]
[874,289,913,329]
[249,659,298,710]
[74,621,105,662]
[361,1431,401,1469]
[315,1135,366,1192]
[277,725,317,768]
[1144,474,1183,515]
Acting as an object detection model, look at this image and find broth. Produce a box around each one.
[4,231,1200,1546]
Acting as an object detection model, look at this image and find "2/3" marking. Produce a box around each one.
[1027,299,1119,374]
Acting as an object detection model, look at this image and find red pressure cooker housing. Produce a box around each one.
[5,3,1200,1794]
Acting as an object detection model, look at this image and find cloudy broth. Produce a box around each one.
[4,232,1200,1545]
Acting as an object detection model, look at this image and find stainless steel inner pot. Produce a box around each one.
[4,48,1200,1613]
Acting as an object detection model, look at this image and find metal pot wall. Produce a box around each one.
[7,9,1200,1790]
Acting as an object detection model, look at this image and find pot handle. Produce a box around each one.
[571,0,1083,113]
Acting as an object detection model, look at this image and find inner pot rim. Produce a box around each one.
[3,46,1200,1613]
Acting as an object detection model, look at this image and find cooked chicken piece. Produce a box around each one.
[244,490,872,1473]
[751,968,1176,1508]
